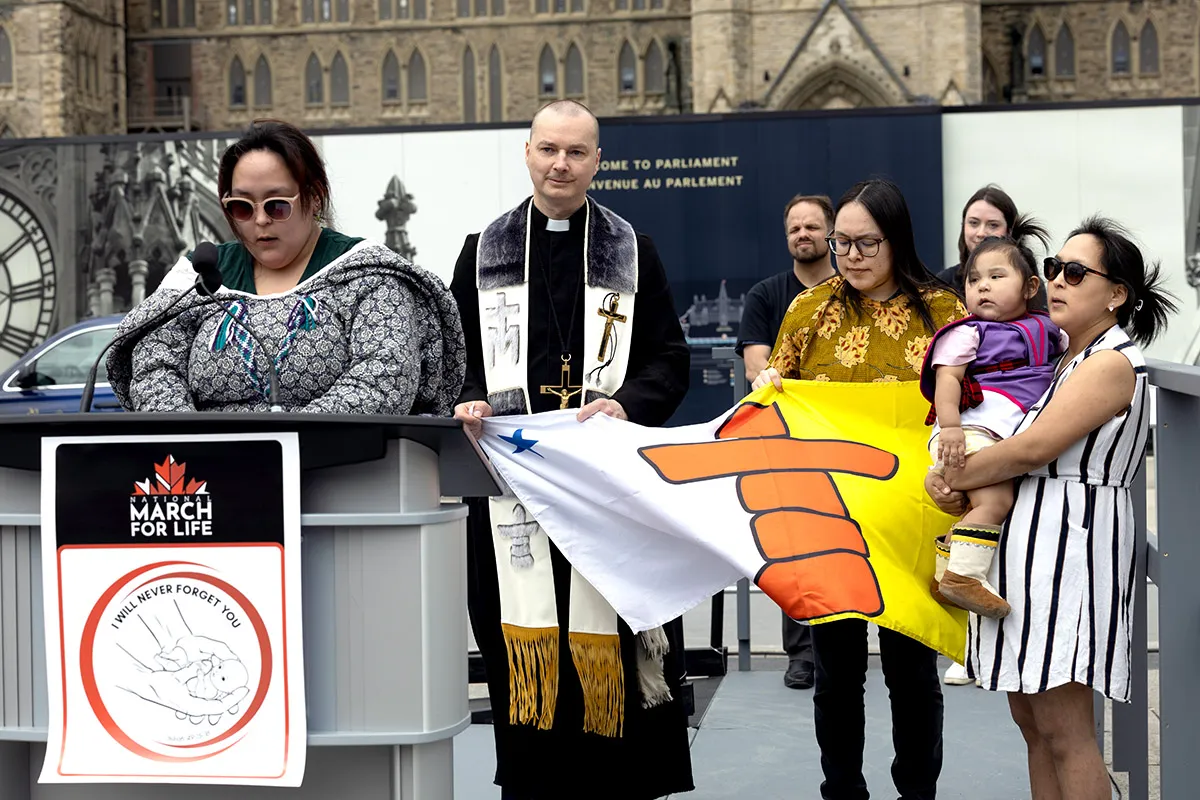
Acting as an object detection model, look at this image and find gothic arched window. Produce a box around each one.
[463,47,477,122]
[382,50,400,102]
[229,56,247,107]
[330,51,350,105]
[1055,24,1075,77]
[489,46,503,121]
[1027,23,1046,77]
[538,45,557,97]
[1111,22,1131,75]
[408,50,427,102]
[565,44,584,96]
[254,55,272,107]
[618,42,637,94]
[644,41,665,93]
[1140,20,1159,74]
[305,53,323,104]
[0,29,14,87]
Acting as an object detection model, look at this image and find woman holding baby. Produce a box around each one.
[928,216,1175,800]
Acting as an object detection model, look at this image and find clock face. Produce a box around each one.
[0,191,56,372]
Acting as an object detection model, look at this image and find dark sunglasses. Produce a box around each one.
[1043,256,1121,287]
[221,193,300,223]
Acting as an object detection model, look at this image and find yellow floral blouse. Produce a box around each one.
[767,276,967,383]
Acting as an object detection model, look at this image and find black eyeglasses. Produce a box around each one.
[1043,256,1120,286]
[221,193,301,223]
[826,236,886,257]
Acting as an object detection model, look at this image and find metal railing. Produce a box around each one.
[127,91,205,131]
[710,345,1194,799]
[1106,358,1197,800]
[711,346,755,672]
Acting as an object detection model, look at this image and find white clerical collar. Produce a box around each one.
[545,217,570,232]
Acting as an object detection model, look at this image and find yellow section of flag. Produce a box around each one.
[641,380,968,660]
[480,379,969,662]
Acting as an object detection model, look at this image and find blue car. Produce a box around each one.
[0,316,125,414]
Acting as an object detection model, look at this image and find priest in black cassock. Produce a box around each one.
[449,100,694,799]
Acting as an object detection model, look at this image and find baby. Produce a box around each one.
[177,654,249,701]
[155,635,249,701]
[920,216,1068,619]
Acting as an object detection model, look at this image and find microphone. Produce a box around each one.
[190,243,283,412]
[80,243,226,412]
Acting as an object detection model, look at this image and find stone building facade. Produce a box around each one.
[0,0,127,139]
[0,0,1196,138]
[692,0,982,112]
[122,0,692,132]
[980,0,1198,105]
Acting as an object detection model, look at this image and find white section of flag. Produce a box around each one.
[479,409,751,632]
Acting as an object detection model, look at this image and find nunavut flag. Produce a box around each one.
[477,380,969,661]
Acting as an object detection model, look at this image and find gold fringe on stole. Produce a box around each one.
[501,623,559,730]
[568,632,625,738]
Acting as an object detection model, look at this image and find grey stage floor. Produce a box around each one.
[453,655,1030,800]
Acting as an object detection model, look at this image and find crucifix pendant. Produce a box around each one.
[540,354,583,410]
[596,292,628,362]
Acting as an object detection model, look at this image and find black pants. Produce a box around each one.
[783,611,813,664]
[811,619,943,800]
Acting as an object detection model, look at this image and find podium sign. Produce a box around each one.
[37,432,307,786]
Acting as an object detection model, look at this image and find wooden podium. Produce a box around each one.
[0,413,501,799]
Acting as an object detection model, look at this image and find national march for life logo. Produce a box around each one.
[78,455,273,761]
[129,455,214,538]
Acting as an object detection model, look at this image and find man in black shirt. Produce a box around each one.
[734,193,836,690]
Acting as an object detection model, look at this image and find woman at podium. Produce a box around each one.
[105,119,464,415]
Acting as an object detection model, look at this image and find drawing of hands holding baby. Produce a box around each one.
[117,628,254,724]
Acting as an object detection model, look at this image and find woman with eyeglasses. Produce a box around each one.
[106,119,464,415]
[753,178,966,800]
[927,217,1176,800]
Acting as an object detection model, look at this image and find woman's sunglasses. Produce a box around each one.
[1043,256,1121,287]
[221,193,301,223]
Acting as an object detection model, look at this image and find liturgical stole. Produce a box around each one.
[475,196,671,739]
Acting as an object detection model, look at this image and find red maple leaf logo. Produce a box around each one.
[131,455,208,496]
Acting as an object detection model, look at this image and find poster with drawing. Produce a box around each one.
[38,433,305,786]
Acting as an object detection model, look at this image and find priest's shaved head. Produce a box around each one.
[525,100,602,220]
[529,99,600,148]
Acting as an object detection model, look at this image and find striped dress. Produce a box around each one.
[968,325,1149,702]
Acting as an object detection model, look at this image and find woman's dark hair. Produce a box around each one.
[963,213,1050,285]
[1066,216,1178,346]
[217,119,332,236]
[833,178,941,332]
[957,184,1018,266]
